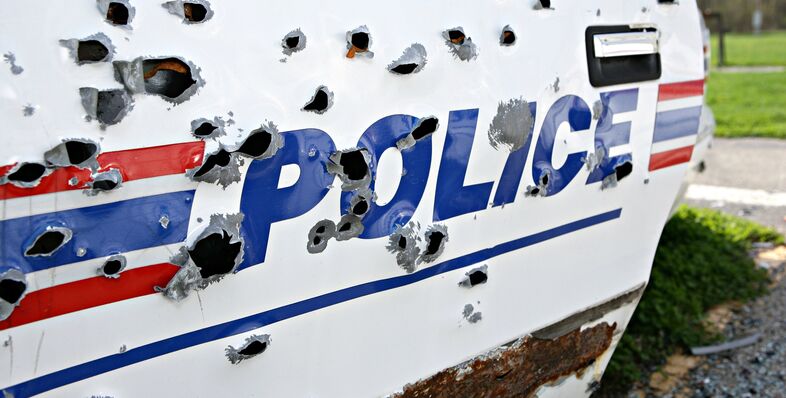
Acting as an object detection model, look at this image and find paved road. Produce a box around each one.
[663,138,786,397]
[683,137,786,235]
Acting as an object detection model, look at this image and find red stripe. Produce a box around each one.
[0,141,205,200]
[0,263,179,330]
[649,146,694,171]
[658,79,705,102]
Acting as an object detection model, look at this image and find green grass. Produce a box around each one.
[598,206,784,396]
[707,71,786,138]
[711,31,786,67]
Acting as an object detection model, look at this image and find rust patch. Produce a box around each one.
[394,323,616,398]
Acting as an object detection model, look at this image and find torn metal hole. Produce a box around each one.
[387,222,421,274]
[500,25,516,46]
[163,0,214,24]
[61,33,115,65]
[526,171,550,198]
[190,117,225,139]
[442,27,478,61]
[25,227,73,257]
[233,122,283,160]
[327,148,372,191]
[188,231,242,279]
[226,334,270,364]
[534,0,552,10]
[158,213,244,301]
[388,43,427,75]
[85,169,123,196]
[346,26,373,59]
[45,139,100,169]
[488,97,534,152]
[2,162,48,187]
[114,56,203,103]
[282,28,306,55]
[99,255,127,278]
[106,2,130,25]
[459,265,488,288]
[143,58,196,99]
[302,86,334,115]
[602,160,634,190]
[335,214,364,241]
[0,269,27,321]
[80,87,134,126]
[420,224,448,263]
[186,146,242,188]
[307,219,336,254]
[353,200,368,216]
[397,116,439,151]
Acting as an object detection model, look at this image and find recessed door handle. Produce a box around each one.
[593,31,660,58]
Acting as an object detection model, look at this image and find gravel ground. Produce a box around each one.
[658,260,786,398]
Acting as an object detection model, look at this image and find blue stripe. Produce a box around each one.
[0,191,194,273]
[2,208,621,397]
[652,106,702,143]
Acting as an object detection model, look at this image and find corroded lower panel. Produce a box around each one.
[395,323,616,398]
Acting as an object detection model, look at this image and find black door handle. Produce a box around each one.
[586,25,662,87]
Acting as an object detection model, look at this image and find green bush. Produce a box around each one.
[598,206,783,396]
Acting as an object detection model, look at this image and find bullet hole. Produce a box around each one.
[346,26,373,59]
[2,162,49,187]
[159,215,170,229]
[615,161,633,181]
[302,86,334,114]
[183,3,207,21]
[163,0,214,24]
[80,87,134,126]
[552,77,560,92]
[335,214,364,241]
[44,139,100,169]
[186,146,243,188]
[282,28,306,56]
[488,98,534,152]
[526,171,550,197]
[25,227,73,257]
[397,116,440,150]
[602,160,634,190]
[113,56,203,103]
[194,122,216,137]
[3,52,24,75]
[23,104,36,116]
[463,303,482,323]
[99,255,127,278]
[107,2,129,24]
[327,148,372,191]
[190,117,225,139]
[307,220,336,254]
[97,0,135,27]
[61,33,115,65]
[420,224,448,263]
[226,334,270,364]
[534,0,552,10]
[158,213,244,301]
[387,222,421,273]
[0,269,27,321]
[143,58,196,99]
[233,122,283,160]
[388,43,427,75]
[353,200,368,216]
[443,27,478,61]
[85,169,123,196]
[583,146,606,172]
[500,25,516,46]
[194,149,230,177]
[189,231,242,278]
[459,265,488,288]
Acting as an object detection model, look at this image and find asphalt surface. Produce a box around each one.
[666,138,786,397]
[683,137,786,235]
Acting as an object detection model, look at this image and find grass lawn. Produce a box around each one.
[711,31,786,67]
[597,206,783,396]
[707,71,786,138]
